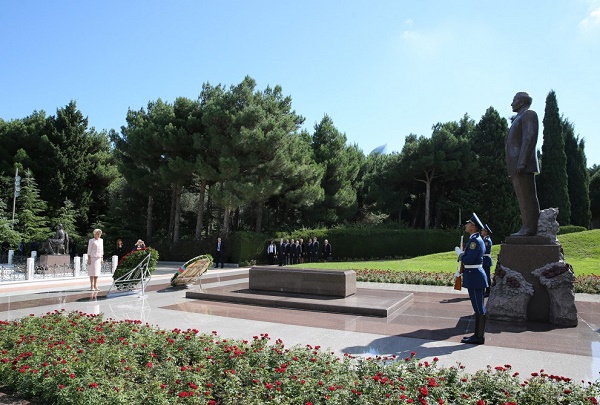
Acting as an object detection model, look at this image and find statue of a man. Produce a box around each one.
[44,223,67,254]
[505,91,541,236]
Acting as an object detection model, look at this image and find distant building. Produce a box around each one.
[369,144,389,155]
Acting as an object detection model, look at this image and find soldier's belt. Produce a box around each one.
[464,264,482,268]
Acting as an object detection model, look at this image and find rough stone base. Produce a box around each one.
[488,240,577,326]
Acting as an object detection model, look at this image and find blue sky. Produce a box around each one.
[2,1,599,166]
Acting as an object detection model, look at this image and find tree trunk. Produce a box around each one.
[167,187,177,242]
[255,201,263,233]
[173,185,182,243]
[222,204,231,236]
[146,195,153,244]
[424,178,431,230]
[195,180,207,241]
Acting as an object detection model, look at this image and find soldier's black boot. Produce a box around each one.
[461,314,485,345]
[461,315,479,343]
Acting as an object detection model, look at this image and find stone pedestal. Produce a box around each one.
[488,236,576,326]
[39,254,71,268]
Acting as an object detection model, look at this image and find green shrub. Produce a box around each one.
[559,225,587,235]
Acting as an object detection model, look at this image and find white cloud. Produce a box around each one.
[579,7,600,34]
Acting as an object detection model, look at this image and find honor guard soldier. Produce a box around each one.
[458,213,489,345]
[481,224,493,297]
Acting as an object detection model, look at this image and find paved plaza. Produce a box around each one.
[1,262,599,395]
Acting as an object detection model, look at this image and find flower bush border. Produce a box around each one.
[355,269,600,294]
[0,311,598,404]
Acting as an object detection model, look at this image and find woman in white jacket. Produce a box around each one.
[87,229,104,291]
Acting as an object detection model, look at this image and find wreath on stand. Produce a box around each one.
[171,254,213,287]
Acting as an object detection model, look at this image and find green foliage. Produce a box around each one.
[559,225,587,235]
[0,103,116,236]
[537,90,571,224]
[399,118,475,229]
[469,107,520,238]
[310,229,600,277]
[307,115,363,225]
[563,119,591,228]
[0,198,20,245]
[591,168,600,228]
[54,199,79,241]
[112,247,159,283]
[14,169,48,242]
[227,231,271,263]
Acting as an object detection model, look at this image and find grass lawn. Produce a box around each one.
[297,229,600,276]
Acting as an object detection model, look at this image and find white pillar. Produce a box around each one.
[74,256,80,277]
[82,254,88,272]
[112,255,118,273]
[26,257,34,280]
[8,250,14,265]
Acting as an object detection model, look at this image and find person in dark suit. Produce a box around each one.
[306,238,313,262]
[285,239,292,265]
[278,238,286,266]
[311,237,319,263]
[215,237,224,269]
[458,213,488,345]
[481,224,493,297]
[506,91,540,236]
[323,239,332,261]
[292,240,301,264]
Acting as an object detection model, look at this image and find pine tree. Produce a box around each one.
[536,90,571,225]
[15,169,49,242]
[55,199,79,240]
[309,115,363,225]
[563,119,591,228]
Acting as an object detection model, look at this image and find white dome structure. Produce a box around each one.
[369,144,389,155]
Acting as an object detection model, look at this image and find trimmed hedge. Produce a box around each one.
[559,225,588,235]
[141,227,462,264]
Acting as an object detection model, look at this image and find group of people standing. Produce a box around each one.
[267,237,332,266]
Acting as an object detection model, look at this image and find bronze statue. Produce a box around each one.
[505,92,540,236]
[44,223,69,255]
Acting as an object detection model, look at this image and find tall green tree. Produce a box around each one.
[14,169,48,243]
[469,107,519,238]
[563,119,591,228]
[400,123,471,229]
[308,115,362,225]
[590,165,600,228]
[2,104,116,233]
[537,90,571,225]
[202,77,324,233]
[113,101,173,243]
[54,199,79,240]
